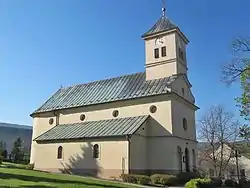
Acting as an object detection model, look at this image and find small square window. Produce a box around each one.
[161,46,166,57]
[179,48,184,61]
[154,48,159,59]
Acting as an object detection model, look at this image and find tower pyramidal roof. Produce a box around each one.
[142,1,178,38]
[142,16,177,38]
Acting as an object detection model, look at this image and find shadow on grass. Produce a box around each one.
[0,172,125,188]
[0,186,56,188]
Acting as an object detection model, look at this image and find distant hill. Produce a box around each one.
[0,122,32,156]
[0,122,32,130]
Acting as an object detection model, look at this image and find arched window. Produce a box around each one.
[183,118,187,131]
[185,148,190,172]
[57,146,63,159]
[177,146,182,172]
[93,144,99,158]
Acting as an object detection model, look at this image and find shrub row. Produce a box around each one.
[120,174,150,185]
[121,172,200,186]
[150,174,179,186]
[185,178,250,188]
[0,155,3,165]
[185,178,212,188]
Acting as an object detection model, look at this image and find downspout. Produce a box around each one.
[126,135,132,174]
[53,110,60,126]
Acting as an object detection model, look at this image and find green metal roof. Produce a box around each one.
[142,16,177,38]
[34,116,149,142]
[32,72,178,115]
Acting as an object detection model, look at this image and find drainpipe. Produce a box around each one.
[53,111,60,125]
[126,135,132,174]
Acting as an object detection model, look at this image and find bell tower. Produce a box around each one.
[142,2,189,80]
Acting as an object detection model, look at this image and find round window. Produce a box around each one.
[149,105,157,113]
[80,114,86,121]
[112,110,119,117]
[49,118,54,125]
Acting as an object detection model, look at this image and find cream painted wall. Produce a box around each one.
[31,94,197,176]
[30,95,173,170]
[145,33,176,65]
[171,98,196,141]
[147,137,197,173]
[144,31,188,80]
[171,77,195,103]
[34,139,128,178]
[130,122,148,173]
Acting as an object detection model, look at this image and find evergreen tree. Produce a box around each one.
[11,137,24,163]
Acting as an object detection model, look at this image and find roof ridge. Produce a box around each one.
[61,71,145,90]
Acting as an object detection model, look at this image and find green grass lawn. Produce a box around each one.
[0,163,138,188]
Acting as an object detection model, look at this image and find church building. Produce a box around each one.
[30,6,199,179]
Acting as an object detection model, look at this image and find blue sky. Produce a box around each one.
[0,0,249,126]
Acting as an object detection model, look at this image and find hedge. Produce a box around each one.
[185,178,212,188]
[120,174,150,185]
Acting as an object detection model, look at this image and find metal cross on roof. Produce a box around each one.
[161,0,166,17]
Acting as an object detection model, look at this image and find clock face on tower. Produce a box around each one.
[155,37,165,46]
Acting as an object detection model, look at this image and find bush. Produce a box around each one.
[210,177,222,187]
[150,174,179,186]
[177,172,200,184]
[160,175,178,186]
[120,174,137,183]
[185,178,212,188]
[150,174,162,184]
[25,163,34,170]
[0,155,3,164]
[135,175,150,185]
[121,174,150,185]
[224,179,236,187]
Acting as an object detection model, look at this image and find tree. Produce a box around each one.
[198,105,240,178]
[11,137,24,163]
[0,141,6,155]
[221,37,250,139]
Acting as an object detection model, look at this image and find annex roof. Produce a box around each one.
[32,72,178,115]
[34,115,149,142]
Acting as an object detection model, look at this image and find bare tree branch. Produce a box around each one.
[197,105,240,177]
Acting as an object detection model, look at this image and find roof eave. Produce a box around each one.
[35,134,134,143]
[142,27,189,44]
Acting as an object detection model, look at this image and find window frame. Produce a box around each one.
[154,48,159,59]
[57,146,63,160]
[161,46,166,57]
[93,144,99,159]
